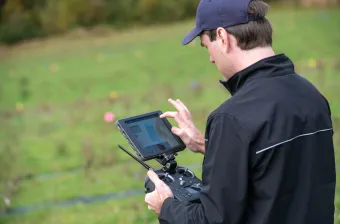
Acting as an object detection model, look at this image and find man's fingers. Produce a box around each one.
[145,191,158,213]
[161,98,190,121]
[160,111,183,126]
[175,99,190,113]
[145,192,152,204]
[160,111,177,119]
[145,191,157,204]
[168,98,186,114]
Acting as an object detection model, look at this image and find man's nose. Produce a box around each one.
[210,56,215,63]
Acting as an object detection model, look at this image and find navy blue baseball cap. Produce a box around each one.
[182,0,261,45]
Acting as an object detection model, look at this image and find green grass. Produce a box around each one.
[0,7,340,224]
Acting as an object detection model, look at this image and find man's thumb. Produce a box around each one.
[147,169,162,186]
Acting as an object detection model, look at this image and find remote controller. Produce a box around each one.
[118,145,202,203]
[144,166,202,202]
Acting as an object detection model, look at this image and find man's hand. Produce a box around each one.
[160,98,205,154]
[145,169,174,214]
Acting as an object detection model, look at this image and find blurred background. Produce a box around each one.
[0,0,339,223]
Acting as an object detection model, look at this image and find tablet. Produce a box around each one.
[115,111,186,161]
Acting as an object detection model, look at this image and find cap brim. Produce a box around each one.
[181,27,202,45]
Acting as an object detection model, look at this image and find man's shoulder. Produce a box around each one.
[207,70,332,132]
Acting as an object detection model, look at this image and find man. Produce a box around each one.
[144,0,336,223]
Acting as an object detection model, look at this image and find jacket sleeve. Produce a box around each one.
[158,113,252,224]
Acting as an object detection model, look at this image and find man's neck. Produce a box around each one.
[227,47,276,79]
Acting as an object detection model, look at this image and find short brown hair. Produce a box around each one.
[204,0,272,50]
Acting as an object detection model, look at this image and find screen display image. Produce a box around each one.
[126,115,179,157]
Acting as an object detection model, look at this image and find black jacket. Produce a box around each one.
[158,54,335,224]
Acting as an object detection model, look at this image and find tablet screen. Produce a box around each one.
[125,114,180,157]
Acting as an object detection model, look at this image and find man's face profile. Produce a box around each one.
[200,30,232,80]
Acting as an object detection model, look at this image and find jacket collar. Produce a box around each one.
[220,54,295,95]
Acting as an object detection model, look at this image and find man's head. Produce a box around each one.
[182,0,274,79]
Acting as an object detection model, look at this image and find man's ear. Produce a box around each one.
[216,27,230,53]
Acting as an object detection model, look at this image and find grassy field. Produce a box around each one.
[0,7,340,224]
